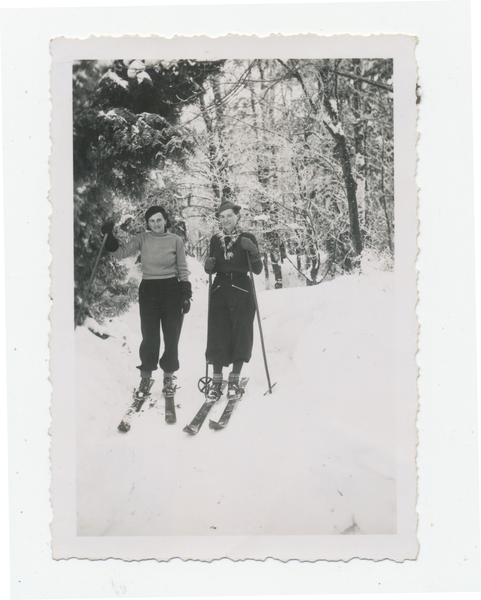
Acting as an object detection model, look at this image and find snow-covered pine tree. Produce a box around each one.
[73,59,224,325]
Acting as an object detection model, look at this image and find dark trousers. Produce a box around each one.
[206,275,256,367]
[138,278,183,373]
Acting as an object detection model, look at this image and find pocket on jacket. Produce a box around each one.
[232,284,249,294]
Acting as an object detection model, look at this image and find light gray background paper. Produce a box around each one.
[1,0,479,598]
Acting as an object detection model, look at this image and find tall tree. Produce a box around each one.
[73,59,222,324]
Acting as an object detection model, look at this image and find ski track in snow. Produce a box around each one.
[76,261,397,537]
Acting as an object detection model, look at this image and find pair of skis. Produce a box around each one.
[117,377,248,434]
[183,377,248,436]
[118,381,177,432]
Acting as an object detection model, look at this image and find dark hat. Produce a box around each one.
[216,200,241,217]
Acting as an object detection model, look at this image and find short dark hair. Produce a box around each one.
[144,205,171,230]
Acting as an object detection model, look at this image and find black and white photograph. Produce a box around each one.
[50,34,418,562]
[3,1,480,597]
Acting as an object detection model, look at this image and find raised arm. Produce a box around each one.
[204,236,217,274]
[241,234,263,275]
[100,222,141,259]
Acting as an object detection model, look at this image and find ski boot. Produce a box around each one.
[134,377,154,410]
[226,374,243,400]
[162,375,177,396]
[207,376,224,400]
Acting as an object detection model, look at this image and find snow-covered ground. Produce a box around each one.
[76,259,396,537]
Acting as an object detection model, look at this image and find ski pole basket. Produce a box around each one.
[198,376,212,394]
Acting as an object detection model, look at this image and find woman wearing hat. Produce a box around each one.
[204,200,263,398]
[101,206,192,399]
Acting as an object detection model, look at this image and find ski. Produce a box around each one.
[161,376,179,424]
[183,381,227,435]
[118,379,154,432]
[164,392,177,424]
[209,378,249,430]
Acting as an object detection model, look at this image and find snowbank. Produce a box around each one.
[75,267,396,537]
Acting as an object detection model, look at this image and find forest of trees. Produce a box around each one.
[73,58,394,324]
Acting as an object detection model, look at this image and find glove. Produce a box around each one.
[101,221,115,235]
[204,257,216,272]
[240,236,258,254]
[179,280,192,300]
[101,222,119,252]
[179,281,192,314]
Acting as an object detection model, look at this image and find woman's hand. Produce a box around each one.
[204,257,216,272]
[180,281,192,314]
[101,222,119,252]
[240,237,258,254]
[101,221,115,235]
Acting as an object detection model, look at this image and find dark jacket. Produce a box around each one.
[206,231,263,276]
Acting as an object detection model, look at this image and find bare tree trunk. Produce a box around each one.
[318,66,363,258]
[250,61,284,288]
[333,134,363,256]
[263,253,270,285]
[351,63,367,227]
[380,133,393,252]
[278,59,363,260]
[198,74,231,202]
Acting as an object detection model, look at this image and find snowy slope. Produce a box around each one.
[76,262,396,537]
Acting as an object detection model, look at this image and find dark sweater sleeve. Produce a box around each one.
[245,233,263,275]
[204,236,218,273]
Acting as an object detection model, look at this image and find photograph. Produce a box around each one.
[50,34,418,562]
[3,2,479,597]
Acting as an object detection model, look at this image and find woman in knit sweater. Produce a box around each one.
[204,200,263,398]
[102,206,192,398]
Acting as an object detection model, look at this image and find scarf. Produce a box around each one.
[216,227,242,261]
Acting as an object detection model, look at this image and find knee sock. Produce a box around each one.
[228,372,240,386]
[212,364,223,387]
[213,374,223,386]
[141,370,152,380]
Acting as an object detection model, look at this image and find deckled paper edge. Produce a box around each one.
[49,32,419,563]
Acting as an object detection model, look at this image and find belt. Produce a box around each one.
[216,272,248,280]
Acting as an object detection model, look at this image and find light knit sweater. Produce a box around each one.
[112,231,190,281]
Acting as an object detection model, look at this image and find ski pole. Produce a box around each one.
[205,270,213,393]
[74,233,108,329]
[247,253,276,395]
[198,270,213,396]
